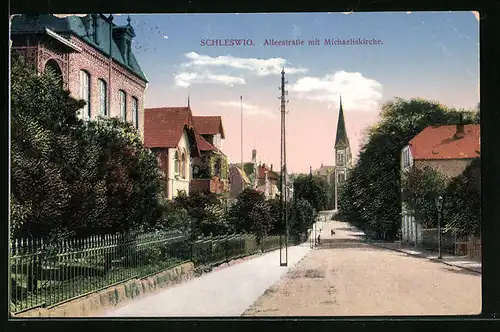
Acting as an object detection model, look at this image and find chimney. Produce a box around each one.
[455,113,465,138]
[271,164,273,171]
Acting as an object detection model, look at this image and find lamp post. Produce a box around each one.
[435,195,443,259]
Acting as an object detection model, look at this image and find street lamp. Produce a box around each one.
[435,195,444,259]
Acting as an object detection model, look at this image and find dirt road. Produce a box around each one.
[243,220,481,316]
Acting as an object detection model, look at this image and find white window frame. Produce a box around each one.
[79,70,91,120]
[337,150,344,165]
[98,79,107,117]
[119,90,127,121]
[132,97,139,129]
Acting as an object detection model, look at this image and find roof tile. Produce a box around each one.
[409,124,480,160]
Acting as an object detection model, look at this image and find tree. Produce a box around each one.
[443,157,481,236]
[10,54,164,240]
[249,202,274,242]
[174,191,231,238]
[289,198,315,235]
[228,188,265,233]
[339,97,479,240]
[401,165,447,228]
[293,174,329,211]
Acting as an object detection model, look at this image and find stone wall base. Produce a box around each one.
[12,262,194,318]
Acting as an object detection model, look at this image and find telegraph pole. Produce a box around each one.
[279,68,289,267]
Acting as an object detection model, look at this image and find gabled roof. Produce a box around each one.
[229,165,251,184]
[258,164,279,180]
[144,107,200,157]
[408,124,480,160]
[314,165,335,175]
[193,116,225,139]
[197,134,217,152]
[11,14,148,82]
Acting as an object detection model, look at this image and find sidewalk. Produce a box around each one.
[365,240,481,274]
[99,242,312,317]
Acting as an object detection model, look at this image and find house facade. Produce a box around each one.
[144,107,200,199]
[190,116,229,196]
[400,122,480,245]
[10,14,148,136]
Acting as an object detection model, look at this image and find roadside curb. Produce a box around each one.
[365,240,481,275]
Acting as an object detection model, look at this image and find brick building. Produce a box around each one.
[400,121,480,245]
[10,14,148,136]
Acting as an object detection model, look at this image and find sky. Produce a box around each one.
[112,11,479,174]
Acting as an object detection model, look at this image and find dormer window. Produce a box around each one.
[126,39,132,66]
[92,15,99,44]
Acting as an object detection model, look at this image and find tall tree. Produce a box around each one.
[10,55,164,240]
[443,157,481,236]
[401,165,447,228]
[293,174,329,212]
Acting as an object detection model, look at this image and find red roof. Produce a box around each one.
[193,116,225,139]
[197,134,217,151]
[409,124,480,160]
[144,107,200,156]
[257,164,279,180]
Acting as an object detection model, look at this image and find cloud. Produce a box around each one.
[174,71,245,87]
[181,52,308,76]
[174,52,308,87]
[163,35,169,39]
[289,71,383,112]
[215,101,278,118]
[472,11,480,21]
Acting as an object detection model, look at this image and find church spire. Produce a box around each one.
[334,94,349,150]
[187,93,190,108]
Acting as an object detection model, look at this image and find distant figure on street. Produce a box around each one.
[317,234,321,245]
[331,229,335,236]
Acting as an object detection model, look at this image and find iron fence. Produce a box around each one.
[10,230,189,314]
[10,231,306,314]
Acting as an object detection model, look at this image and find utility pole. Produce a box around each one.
[279,68,289,267]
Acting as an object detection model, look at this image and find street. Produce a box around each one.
[243,219,482,316]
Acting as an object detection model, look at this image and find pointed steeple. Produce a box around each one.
[334,94,349,149]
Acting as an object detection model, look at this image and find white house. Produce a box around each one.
[143,106,200,199]
[401,122,481,246]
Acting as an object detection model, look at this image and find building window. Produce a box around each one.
[403,148,411,167]
[181,152,187,178]
[132,97,139,129]
[79,70,91,120]
[119,90,126,121]
[174,150,179,174]
[337,151,344,165]
[337,171,345,183]
[98,79,107,116]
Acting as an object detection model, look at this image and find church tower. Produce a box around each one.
[334,95,352,210]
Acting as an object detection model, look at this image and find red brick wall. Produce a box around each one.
[67,36,147,137]
[12,34,147,138]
